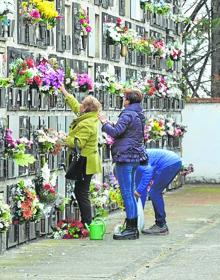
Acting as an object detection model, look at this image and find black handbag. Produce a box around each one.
[65,139,86,180]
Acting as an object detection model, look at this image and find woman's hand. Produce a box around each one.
[134,191,141,199]
[59,84,68,96]
[98,114,108,125]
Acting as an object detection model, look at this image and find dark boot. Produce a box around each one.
[113,218,139,240]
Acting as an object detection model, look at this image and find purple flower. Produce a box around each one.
[37,60,64,94]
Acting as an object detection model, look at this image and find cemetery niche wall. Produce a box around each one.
[0,0,185,250]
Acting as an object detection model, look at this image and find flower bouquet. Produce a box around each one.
[143,79,157,96]
[90,181,110,217]
[37,58,64,95]
[51,220,89,239]
[79,8,92,36]
[104,22,121,45]
[166,41,183,69]
[166,120,187,138]
[142,75,168,97]
[34,128,66,155]
[34,129,56,154]
[105,18,136,47]
[140,0,170,16]
[10,180,42,224]
[152,38,166,58]
[4,128,35,166]
[95,72,123,94]
[77,73,93,92]
[144,117,166,142]
[0,199,12,232]
[9,57,42,88]
[21,0,62,29]
[64,66,78,91]
[109,186,124,210]
[34,163,58,205]
[132,37,153,55]
[168,42,183,61]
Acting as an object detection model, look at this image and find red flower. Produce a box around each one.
[81,229,89,237]
[49,188,55,194]
[149,87,157,96]
[44,183,51,190]
[147,79,154,85]
[63,234,73,239]
[26,58,35,68]
[27,78,34,85]
[116,17,122,25]
[34,75,42,86]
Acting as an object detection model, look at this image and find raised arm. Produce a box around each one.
[60,85,80,114]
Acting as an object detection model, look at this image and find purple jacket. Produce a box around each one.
[102,103,147,163]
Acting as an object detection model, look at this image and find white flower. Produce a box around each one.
[50,173,57,187]
[17,201,21,208]
[0,222,4,229]
[41,163,51,182]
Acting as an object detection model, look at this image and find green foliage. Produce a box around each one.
[13,153,35,167]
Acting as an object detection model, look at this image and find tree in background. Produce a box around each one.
[211,0,220,97]
[180,0,220,98]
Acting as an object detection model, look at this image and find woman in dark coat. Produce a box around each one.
[99,89,148,240]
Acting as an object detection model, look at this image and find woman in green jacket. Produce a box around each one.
[60,85,102,225]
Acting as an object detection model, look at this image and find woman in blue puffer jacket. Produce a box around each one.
[99,89,148,240]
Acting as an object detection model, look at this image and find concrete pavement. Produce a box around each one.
[0,185,220,280]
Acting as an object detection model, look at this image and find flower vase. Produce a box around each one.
[120,44,128,57]
[81,34,88,50]
[40,154,48,167]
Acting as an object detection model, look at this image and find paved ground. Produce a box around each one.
[0,184,220,280]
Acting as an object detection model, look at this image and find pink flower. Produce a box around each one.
[116,17,122,25]
[56,15,63,20]
[79,19,86,24]
[30,9,41,19]
[85,26,92,33]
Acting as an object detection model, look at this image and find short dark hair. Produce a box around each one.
[123,88,143,104]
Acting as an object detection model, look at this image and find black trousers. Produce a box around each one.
[74,174,93,225]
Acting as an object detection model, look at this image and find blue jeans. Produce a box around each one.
[115,162,138,219]
[147,161,182,226]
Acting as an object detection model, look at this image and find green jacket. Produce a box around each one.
[65,93,102,175]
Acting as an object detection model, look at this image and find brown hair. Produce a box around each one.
[123,88,143,104]
[82,95,102,112]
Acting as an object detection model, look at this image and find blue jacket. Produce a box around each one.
[135,149,182,194]
[102,103,147,163]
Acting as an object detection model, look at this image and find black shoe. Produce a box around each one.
[113,218,139,240]
[142,224,169,235]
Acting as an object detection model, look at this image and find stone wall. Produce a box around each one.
[182,98,220,183]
